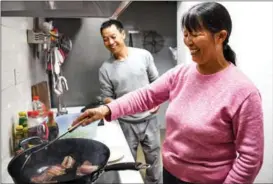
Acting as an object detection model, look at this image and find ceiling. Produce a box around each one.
[1,1,132,18]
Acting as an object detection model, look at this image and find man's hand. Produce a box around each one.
[149,105,160,114]
[72,105,110,127]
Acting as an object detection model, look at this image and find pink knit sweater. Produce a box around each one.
[106,63,264,183]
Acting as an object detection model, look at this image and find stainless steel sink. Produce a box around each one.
[94,170,121,184]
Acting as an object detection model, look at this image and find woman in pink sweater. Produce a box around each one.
[73,2,264,184]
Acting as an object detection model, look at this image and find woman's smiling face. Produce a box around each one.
[183,27,218,65]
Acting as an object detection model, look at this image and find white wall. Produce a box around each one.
[177,1,273,183]
[1,17,48,183]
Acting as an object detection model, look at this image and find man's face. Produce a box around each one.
[101,25,126,54]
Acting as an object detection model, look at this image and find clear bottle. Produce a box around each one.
[27,111,38,137]
[32,96,47,117]
[27,111,38,128]
[27,111,49,140]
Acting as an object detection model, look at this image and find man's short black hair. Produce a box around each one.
[100,19,124,34]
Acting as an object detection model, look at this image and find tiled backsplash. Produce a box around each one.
[1,17,48,182]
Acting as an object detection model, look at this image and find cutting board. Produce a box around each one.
[31,81,51,109]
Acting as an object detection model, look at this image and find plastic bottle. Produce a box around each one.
[32,96,47,117]
[33,111,45,125]
[27,111,38,128]
[47,111,59,141]
[27,111,49,140]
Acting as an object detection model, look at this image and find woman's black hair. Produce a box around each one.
[182,2,236,65]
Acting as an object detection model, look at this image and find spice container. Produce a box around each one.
[23,127,28,138]
[18,111,28,127]
[15,125,24,150]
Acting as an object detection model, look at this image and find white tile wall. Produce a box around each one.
[1,17,48,183]
[1,50,15,90]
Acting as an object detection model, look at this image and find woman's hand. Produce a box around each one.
[149,106,160,114]
[72,105,110,127]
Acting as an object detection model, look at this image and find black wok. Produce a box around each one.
[8,137,149,184]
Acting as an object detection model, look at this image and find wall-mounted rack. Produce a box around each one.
[27,30,51,44]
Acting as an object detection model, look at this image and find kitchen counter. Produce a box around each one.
[94,119,144,183]
[1,107,144,184]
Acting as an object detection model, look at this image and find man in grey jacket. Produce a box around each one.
[98,19,161,184]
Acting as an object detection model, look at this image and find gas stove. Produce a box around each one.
[93,170,121,184]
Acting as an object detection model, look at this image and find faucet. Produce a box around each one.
[56,96,68,116]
